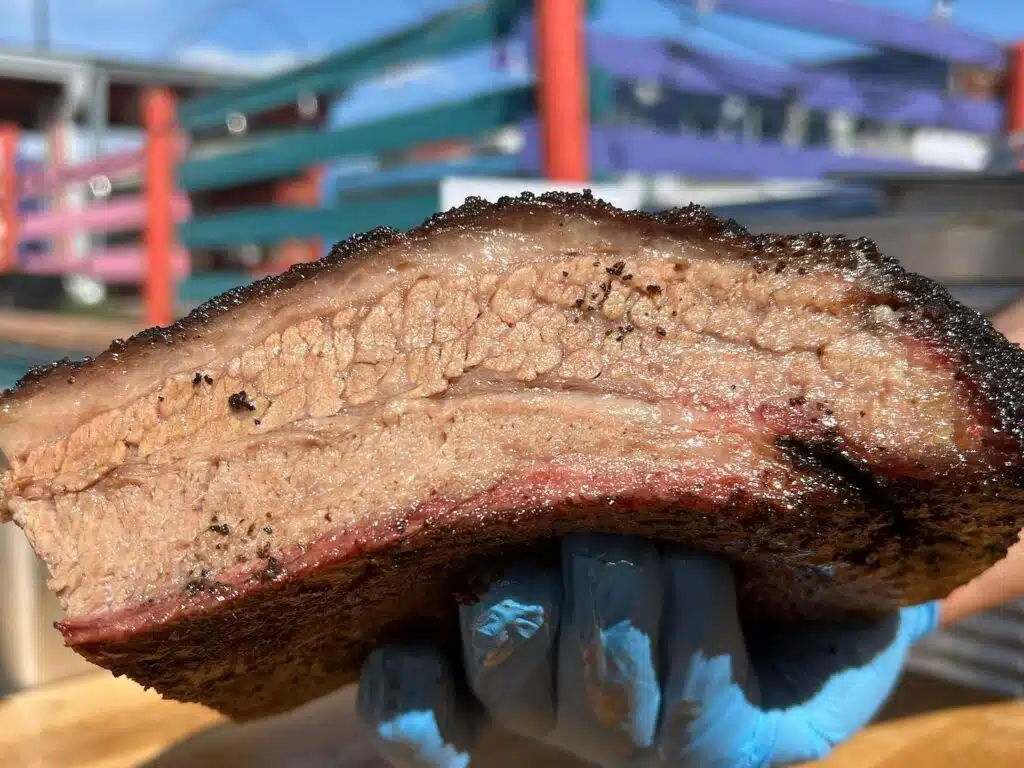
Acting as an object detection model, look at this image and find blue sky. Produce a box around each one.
[2,0,1024,127]
[2,0,1023,60]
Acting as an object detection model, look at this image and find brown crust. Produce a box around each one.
[7,191,1024,719]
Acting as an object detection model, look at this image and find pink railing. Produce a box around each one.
[20,245,191,283]
[4,129,192,286]
[21,195,190,240]
[19,149,145,199]
[18,139,187,199]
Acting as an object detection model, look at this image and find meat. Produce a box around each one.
[2,191,1024,720]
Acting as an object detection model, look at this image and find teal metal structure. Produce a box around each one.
[175,0,549,275]
[178,0,537,132]
[170,0,1007,305]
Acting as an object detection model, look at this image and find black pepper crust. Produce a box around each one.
[4,190,1024,449]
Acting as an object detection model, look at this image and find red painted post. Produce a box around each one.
[535,0,589,181]
[0,124,19,272]
[1008,44,1024,132]
[143,88,176,327]
[1007,44,1024,126]
[1004,43,1024,169]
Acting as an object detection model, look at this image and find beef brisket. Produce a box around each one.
[2,191,1024,720]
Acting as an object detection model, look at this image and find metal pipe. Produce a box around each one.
[88,69,109,160]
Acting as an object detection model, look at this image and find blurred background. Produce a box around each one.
[0,0,1022,728]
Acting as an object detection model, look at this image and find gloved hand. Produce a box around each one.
[356,535,939,767]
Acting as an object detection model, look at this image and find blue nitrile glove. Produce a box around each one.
[356,535,939,767]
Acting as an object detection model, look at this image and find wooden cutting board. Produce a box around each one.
[1,671,1022,767]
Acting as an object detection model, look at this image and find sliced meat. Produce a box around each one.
[2,191,1024,720]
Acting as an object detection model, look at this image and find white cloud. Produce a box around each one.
[175,43,301,75]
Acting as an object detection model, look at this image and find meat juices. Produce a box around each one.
[1,191,1023,720]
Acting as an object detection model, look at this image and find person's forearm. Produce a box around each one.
[990,296,1024,343]
[941,532,1024,626]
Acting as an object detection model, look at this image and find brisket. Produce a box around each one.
[2,191,1024,720]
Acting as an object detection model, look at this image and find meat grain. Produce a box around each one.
[2,191,1024,720]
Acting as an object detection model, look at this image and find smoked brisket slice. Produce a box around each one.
[2,191,1024,720]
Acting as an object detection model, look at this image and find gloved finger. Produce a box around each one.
[459,564,561,739]
[356,643,473,768]
[752,600,940,765]
[902,600,941,643]
[655,551,769,766]
[548,534,663,765]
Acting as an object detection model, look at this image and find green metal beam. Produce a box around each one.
[178,191,439,249]
[178,0,533,132]
[178,273,253,307]
[178,86,534,193]
[180,207,346,248]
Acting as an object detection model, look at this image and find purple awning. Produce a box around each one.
[590,34,1002,135]
[671,0,1004,68]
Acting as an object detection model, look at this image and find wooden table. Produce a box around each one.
[1,672,1022,767]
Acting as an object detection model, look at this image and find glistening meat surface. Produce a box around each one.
[2,192,1024,720]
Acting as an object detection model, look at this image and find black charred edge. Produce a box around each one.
[10,355,90,391]
[775,434,909,536]
[4,190,1024,457]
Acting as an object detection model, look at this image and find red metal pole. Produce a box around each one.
[0,124,19,272]
[535,0,589,181]
[1008,43,1024,133]
[1005,43,1024,169]
[143,88,176,327]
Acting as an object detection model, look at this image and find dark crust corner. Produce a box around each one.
[4,189,1024,446]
